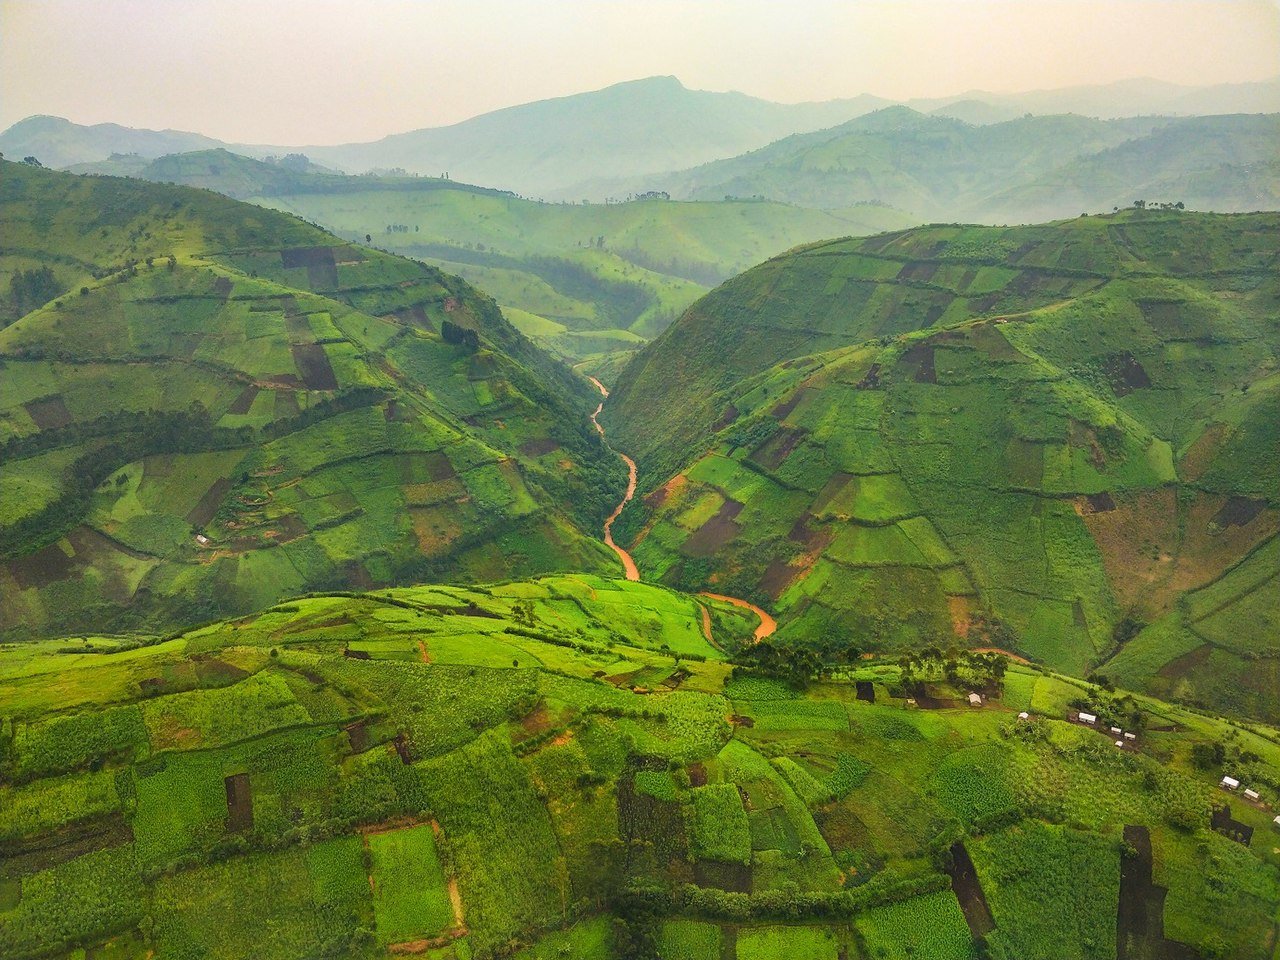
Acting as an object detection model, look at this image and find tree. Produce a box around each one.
[9,266,60,316]
[21,155,42,167]
[440,319,480,352]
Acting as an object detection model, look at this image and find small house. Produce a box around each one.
[1017,711,1030,720]
[1244,788,1260,801]
[195,534,209,545]
[1221,776,1240,790]
[1078,712,1097,725]
[1124,732,1136,741]
[1115,740,1124,748]
[1110,726,1122,735]
[1272,815,1280,828]
[968,692,982,707]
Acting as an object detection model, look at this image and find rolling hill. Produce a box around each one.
[0,159,626,638]
[589,110,1280,221]
[604,210,1280,721]
[0,574,1276,960]
[61,147,912,369]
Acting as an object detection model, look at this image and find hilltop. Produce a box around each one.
[0,160,625,637]
[0,575,1276,959]
[605,210,1280,721]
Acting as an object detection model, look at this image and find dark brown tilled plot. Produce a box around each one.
[896,261,939,282]
[291,343,339,390]
[759,558,799,599]
[770,389,807,421]
[186,477,231,528]
[1156,643,1212,680]
[945,842,995,939]
[518,438,561,457]
[0,815,134,879]
[855,681,875,703]
[751,427,807,470]
[224,773,253,831]
[212,276,233,298]
[1103,351,1153,396]
[713,404,739,429]
[1211,495,1266,529]
[24,395,72,429]
[682,500,744,557]
[900,343,937,384]
[1084,492,1117,513]
[226,384,259,415]
[7,539,75,589]
[280,246,339,290]
[1211,804,1253,846]
[345,720,370,753]
[918,303,946,330]
[1118,825,1201,960]
[855,363,882,389]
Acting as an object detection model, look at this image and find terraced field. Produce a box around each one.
[1,576,1276,959]
[606,211,1280,720]
[0,159,626,637]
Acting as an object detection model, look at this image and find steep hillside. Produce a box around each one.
[1,576,1276,960]
[255,183,907,366]
[598,110,1279,221]
[0,160,623,637]
[606,211,1280,719]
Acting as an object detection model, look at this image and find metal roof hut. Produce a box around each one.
[967,692,982,707]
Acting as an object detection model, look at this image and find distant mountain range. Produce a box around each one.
[3,74,1278,195]
[601,109,1280,221]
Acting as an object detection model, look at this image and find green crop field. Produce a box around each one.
[1,575,1276,959]
[0,159,628,639]
[607,210,1280,722]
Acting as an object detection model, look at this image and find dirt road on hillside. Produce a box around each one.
[587,378,776,642]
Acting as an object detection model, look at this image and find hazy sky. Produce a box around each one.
[2,0,1277,144]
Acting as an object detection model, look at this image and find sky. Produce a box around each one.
[2,0,1278,144]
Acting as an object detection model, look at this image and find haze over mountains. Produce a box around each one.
[4,73,1279,196]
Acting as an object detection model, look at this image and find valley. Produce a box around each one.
[2,20,1279,958]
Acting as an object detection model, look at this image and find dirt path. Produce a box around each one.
[698,592,777,641]
[587,377,639,581]
[587,378,776,639]
[416,639,430,664]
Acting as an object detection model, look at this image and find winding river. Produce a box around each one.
[587,377,776,640]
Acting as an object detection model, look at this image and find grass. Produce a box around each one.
[607,210,1280,719]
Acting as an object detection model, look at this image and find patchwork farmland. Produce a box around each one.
[2,574,1278,959]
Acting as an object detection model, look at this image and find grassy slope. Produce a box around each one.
[0,160,623,637]
[0,577,1276,959]
[606,211,1280,719]
[252,176,910,368]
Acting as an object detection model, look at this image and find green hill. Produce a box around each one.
[61,149,911,370]
[254,183,907,368]
[0,160,624,638]
[605,210,1280,721]
[600,110,1280,222]
[1,575,1276,960]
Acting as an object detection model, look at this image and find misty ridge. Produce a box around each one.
[4,73,1278,217]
